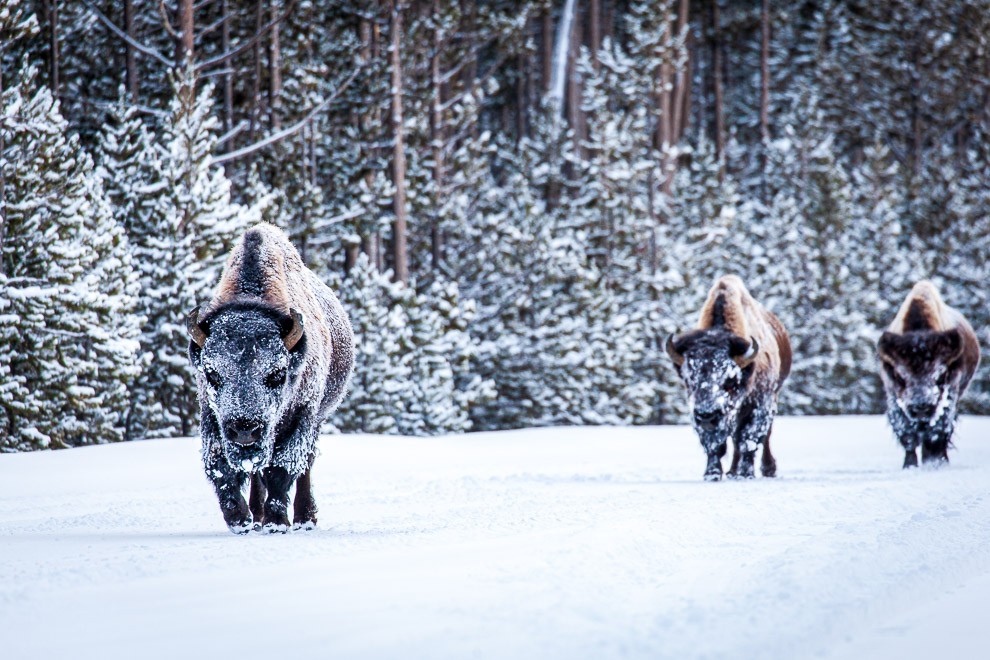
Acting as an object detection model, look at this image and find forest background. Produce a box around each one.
[3,0,990,451]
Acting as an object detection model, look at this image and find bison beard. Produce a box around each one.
[188,224,354,534]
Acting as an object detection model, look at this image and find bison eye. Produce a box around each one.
[204,368,222,389]
[265,368,287,389]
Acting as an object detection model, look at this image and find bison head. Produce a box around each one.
[877,328,964,424]
[665,328,759,451]
[187,302,306,471]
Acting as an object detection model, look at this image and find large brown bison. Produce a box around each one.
[877,281,980,468]
[187,223,354,533]
[666,275,792,481]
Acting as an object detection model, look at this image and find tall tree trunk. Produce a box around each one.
[359,13,380,269]
[430,0,445,271]
[542,9,553,93]
[249,0,264,143]
[124,0,138,97]
[389,0,409,284]
[45,0,60,98]
[590,0,601,71]
[178,0,194,63]
[711,0,725,177]
[268,0,283,130]
[759,0,770,200]
[220,0,234,134]
[0,41,5,277]
[566,2,585,157]
[760,0,770,145]
[670,0,690,144]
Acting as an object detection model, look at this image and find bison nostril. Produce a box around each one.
[694,409,720,428]
[906,403,936,420]
[224,420,263,446]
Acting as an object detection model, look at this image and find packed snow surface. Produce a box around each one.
[2,416,989,659]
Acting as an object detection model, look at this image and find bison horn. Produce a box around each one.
[187,305,207,347]
[283,308,305,351]
[735,337,760,368]
[665,333,685,367]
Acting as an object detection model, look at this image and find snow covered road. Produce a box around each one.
[2,416,989,659]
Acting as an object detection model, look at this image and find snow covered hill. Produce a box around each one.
[2,416,989,660]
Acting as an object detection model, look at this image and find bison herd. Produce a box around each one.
[187,224,981,533]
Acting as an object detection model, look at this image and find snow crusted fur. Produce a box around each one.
[877,281,979,468]
[666,275,792,481]
[187,223,354,533]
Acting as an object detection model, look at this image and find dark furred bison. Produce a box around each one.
[666,275,791,481]
[187,223,354,533]
[877,281,979,469]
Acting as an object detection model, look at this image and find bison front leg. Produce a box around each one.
[730,401,773,479]
[248,472,267,527]
[921,417,953,467]
[260,466,293,533]
[704,442,727,481]
[203,413,253,534]
[888,406,920,469]
[292,463,318,531]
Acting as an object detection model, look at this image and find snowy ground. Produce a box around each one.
[2,416,989,660]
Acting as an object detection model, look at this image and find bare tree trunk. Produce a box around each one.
[124,0,138,97]
[430,0,445,271]
[711,0,725,177]
[249,0,264,143]
[45,0,60,98]
[590,0,601,71]
[389,0,409,284]
[220,0,234,134]
[670,0,690,144]
[0,42,5,277]
[178,0,194,63]
[567,2,585,157]
[268,0,283,130]
[760,0,770,145]
[542,9,553,93]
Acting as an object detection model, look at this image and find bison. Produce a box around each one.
[665,275,792,481]
[187,223,354,533]
[877,281,979,468]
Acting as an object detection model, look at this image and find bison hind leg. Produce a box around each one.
[761,430,777,478]
[292,467,318,531]
[248,472,267,528]
[903,449,919,469]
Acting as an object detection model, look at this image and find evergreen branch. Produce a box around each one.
[212,65,362,165]
[85,1,172,67]
[195,0,298,73]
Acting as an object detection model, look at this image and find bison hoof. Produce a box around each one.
[227,521,254,535]
[703,472,722,482]
[262,522,290,534]
[292,520,317,531]
[761,465,777,478]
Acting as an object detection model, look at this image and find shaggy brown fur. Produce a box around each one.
[697,275,792,387]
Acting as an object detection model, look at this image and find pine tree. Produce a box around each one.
[1,63,140,450]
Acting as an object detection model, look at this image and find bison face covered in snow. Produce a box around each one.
[877,281,979,469]
[188,223,354,534]
[666,276,791,481]
[189,302,305,473]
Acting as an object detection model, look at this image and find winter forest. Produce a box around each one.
[2,0,990,451]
